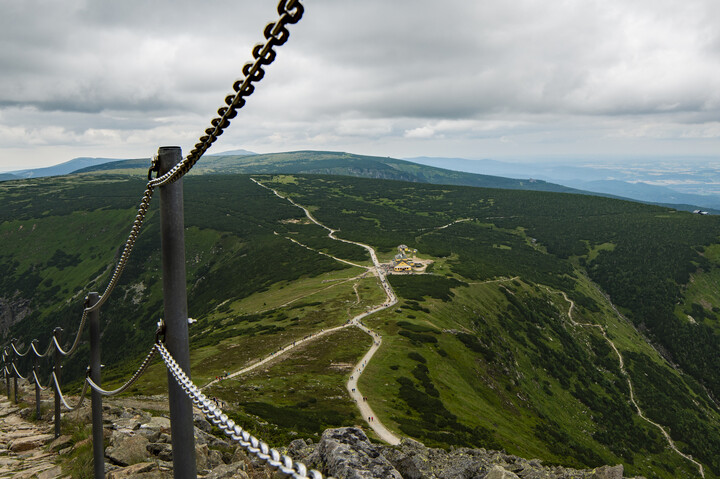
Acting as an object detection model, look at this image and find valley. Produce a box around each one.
[2,171,720,478]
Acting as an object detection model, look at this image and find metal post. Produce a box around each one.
[11,340,17,404]
[3,348,9,399]
[32,340,40,419]
[158,146,197,479]
[53,327,62,438]
[88,292,105,478]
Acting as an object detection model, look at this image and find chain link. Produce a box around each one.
[156,342,330,479]
[52,371,90,411]
[11,341,30,358]
[11,362,28,381]
[85,346,157,396]
[32,370,49,391]
[51,0,305,358]
[4,0,304,363]
[148,0,304,189]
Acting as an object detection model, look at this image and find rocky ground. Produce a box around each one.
[0,381,642,478]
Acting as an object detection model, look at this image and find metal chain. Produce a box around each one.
[156,342,330,479]
[11,341,30,358]
[148,0,304,189]
[2,0,303,363]
[12,362,28,381]
[45,0,305,359]
[32,370,49,391]
[85,346,157,396]
[52,371,90,411]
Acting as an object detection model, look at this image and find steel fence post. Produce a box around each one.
[2,348,8,399]
[88,292,105,478]
[11,339,17,404]
[158,146,197,479]
[32,340,40,419]
[53,327,62,438]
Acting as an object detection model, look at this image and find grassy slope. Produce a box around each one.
[2,172,720,477]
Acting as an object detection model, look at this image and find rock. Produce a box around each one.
[306,427,402,479]
[8,433,54,452]
[147,442,174,462]
[106,461,170,479]
[142,415,171,432]
[593,465,624,479]
[105,434,151,466]
[47,434,73,452]
[208,448,224,468]
[36,465,63,479]
[196,443,210,471]
[205,463,250,479]
[194,412,213,433]
[485,465,520,479]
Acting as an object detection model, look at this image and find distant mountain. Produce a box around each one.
[77,150,585,195]
[567,179,720,211]
[210,148,256,156]
[2,157,129,181]
[406,156,720,212]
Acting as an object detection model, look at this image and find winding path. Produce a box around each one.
[550,289,705,478]
[209,179,401,444]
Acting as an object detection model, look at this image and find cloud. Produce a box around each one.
[1,0,720,169]
[404,126,436,139]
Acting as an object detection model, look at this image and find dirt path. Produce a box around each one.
[0,393,62,478]
[551,289,705,478]
[211,179,402,444]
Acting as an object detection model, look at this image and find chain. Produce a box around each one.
[148,0,303,189]
[52,371,90,411]
[32,370,48,391]
[67,0,304,345]
[11,340,30,358]
[156,342,330,479]
[3,0,303,363]
[11,362,28,381]
[85,346,157,396]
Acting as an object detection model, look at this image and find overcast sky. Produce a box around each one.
[1,0,719,171]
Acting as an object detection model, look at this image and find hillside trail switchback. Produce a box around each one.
[550,288,705,478]
[205,178,401,444]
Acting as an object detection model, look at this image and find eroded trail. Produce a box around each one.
[551,289,705,478]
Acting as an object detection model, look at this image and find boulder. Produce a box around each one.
[8,433,54,452]
[47,434,73,452]
[205,463,251,479]
[106,461,170,479]
[485,465,520,479]
[305,427,402,479]
[105,433,150,466]
[593,465,624,479]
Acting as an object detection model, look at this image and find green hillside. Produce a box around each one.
[76,150,583,194]
[1,172,719,478]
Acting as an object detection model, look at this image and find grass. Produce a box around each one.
[205,327,371,446]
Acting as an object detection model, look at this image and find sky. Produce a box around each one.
[1,0,719,172]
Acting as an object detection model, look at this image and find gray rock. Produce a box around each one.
[147,442,174,462]
[485,465,520,479]
[306,427,402,479]
[593,465,624,479]
[105,434,150,466]
[205,463,250,479]
[194,412,214,433]
[106,461,170,479]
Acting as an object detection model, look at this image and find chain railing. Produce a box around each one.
[156,342,332,479]
[1,1,307,477]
